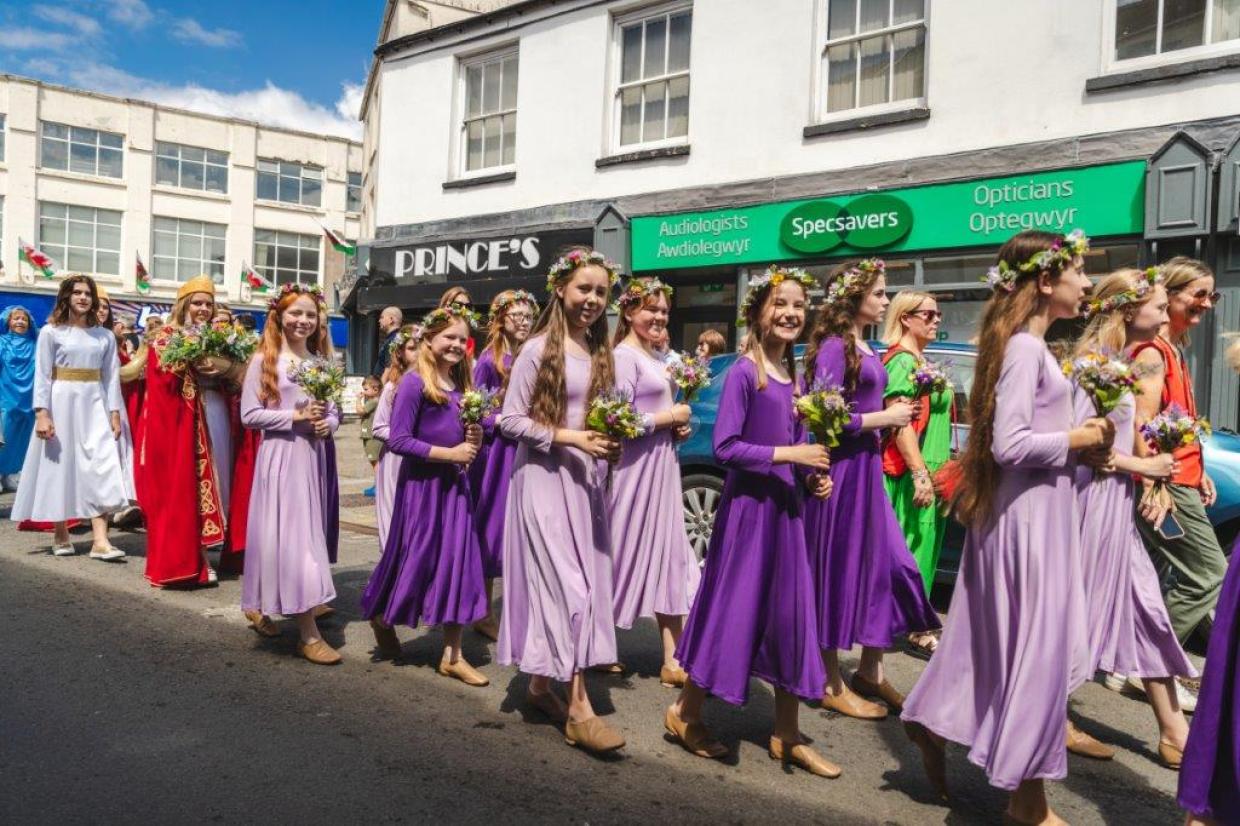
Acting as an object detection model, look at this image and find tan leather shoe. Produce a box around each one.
[297,639,342,665]
[370,618,402,660]
[659,664,688,688]
[438,654,489,687]
[1159,739,1183,770]
[903,721,948,800]
[244,609,280,638]
[664,707,728,759]
[313,604,336,620]
[526,689,569,724]
[768,737,841,779]
[472,616,500,642]
[851,673,905,713]
[1066,721,1114,760]
[564,716,625,753]
[821,684,888,719]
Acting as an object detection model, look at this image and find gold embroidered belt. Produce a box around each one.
[53,367,101,382]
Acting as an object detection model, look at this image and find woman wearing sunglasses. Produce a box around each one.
[880,292,953,659]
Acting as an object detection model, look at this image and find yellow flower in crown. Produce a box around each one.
[737,265,818,326]
[421,303,481,330]
[268,282,327,312]
[613,277,673,313]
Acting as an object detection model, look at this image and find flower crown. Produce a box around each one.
[736,265,817,327]
[388,324,422,357]
[614,277,674,313]
[490,290,540,319]
[984,229,1091,292]
[421,303,481,331]
[545,249,621,294]
[824,258,885,307]
[268,282,327,312]
[1081,266,1163,320]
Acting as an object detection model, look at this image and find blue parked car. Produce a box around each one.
[679,342,1240,583]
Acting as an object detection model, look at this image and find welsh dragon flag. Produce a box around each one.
[18,238,55,279]
[320,223,356,256]
[242,261,273,293]
[135,252,151,295]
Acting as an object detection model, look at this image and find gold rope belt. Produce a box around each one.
[53,367,101,382]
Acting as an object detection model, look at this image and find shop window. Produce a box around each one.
[38,202,122,276]
[459,47,518,173]
[1113,0,1240,62]
[254,229,320,286]
[152,217,226,283]
[347,171,363,212]
[613,3,692,150]
[819,0,926,118]
[256,158,323,207]
[155,142,229,194]
[40,121,124,178]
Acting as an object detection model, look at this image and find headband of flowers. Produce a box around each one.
[491,289,540,319]
[1081,266,1163,320]
[824,258,886,307]
[268,282,327,312]
[614,277,674,313]
[984,229,1091,293]
[736,265,818,326]
[421,303,481,332]
[388,324,423,357]
[545,249,621,294]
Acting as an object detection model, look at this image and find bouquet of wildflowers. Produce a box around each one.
[910,359,950,398]
[794,382,854,448]
[1062,349,1140,415]
[459,387,500,427]
[202,326,259,364]
[158,324,209,370]
[1140,404,1210,454]
[586,389,645,488]
[288,356,345,404]
[668,353,712,403]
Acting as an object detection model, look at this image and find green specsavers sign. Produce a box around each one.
[630,161,1145,271]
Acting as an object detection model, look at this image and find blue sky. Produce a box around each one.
[0,0,386,138]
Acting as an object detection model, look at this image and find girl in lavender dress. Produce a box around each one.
[802,259,940,721]
[360,305,489,686]
[497,247,625,754]
[470,289,538,642]
[668,268,837,778]
[609,277,698,687]
[373,325,419,553]
[240,285,341,666]
[900,230,1112,825]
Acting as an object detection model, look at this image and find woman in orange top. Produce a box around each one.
[1132,257,1226,655]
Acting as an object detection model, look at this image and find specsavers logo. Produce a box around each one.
[779,193,913,254]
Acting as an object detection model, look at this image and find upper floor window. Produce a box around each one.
[614,4,691,149]
[347,171,362,212]
[460,48,518,173]
[156,142,229,194]
[152,217,226,283]
[38,201,122,276]
[1114,0,1240,62]
[0,114,6,163]
[820,0,926,117]
[254,229,320,286]
[256,159,322,207]
[41,121,124,178]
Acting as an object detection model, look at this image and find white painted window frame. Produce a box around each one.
[154,141,230,194]
[453,43,519,179]
[37,201,123,277]
[253,229,322,287]
[151,216,228,284]
[1101,0,1240,74]
[607,0,693,154]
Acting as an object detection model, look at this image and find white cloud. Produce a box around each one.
[0,28,76,50]
[106,0,153,29]
[336,82,364,122]
[171,18,242,49]
[33,5,102,37]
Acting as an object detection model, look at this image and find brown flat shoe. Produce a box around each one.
[526,689,569,724]
[590,662,627,676]
[768,737,841,779]
[903,721,948,800]
[659,664,688,688]
[370,618,402,660]
[851,672,906,713]
[821,684,888,720]
[1066,721,1114,760]
[244,609,280,638]
[297,638,342,665]
[1159,739,1183,770]
[437,654,489,687]
[664,707,728,759]
[472,616,500,642]
[564,716,625,753]
[312,604,336,620]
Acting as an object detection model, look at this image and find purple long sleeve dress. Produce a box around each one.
[496,334,617,681]
[674,357,826,705]
[609,343,700,627]
[359,372,487,628]
[803,337,939,651]
[901,332,1091,791]
[240,354,340,617]
[372,380,401,551]
[1072,389,1196,680]
[471,348,516,579]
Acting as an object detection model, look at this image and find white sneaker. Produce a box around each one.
[205,567,219,585]
[51,543,75,556]
[88,545,126,562]
[1126,675,1148,696]
[1102,672,1128,693]
[1176,678,1198,715]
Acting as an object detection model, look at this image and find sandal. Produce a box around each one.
[906,630,940,661]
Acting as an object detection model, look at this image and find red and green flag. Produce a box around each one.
[242,261,273,293]
[18,238,55,279]
[320,222,356,256]
[135,252,151,295]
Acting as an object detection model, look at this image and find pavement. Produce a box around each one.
[0,423,1193,824]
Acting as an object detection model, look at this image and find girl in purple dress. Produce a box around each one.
[470,289,538,642]
[668,268,838,778]
[497,247,625,754]
[1071,268,1194,768]
[802,259,939,721]
[610,277,698,687]
[900,230,1112,825]
[240,285,341,666]
[360,305,490,687]
[374,325,419,553]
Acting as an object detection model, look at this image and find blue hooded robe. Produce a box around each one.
[0,306,39,474]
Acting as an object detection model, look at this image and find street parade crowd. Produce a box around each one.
[7,231,1240,824]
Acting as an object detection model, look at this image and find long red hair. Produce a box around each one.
[257,291,332,404]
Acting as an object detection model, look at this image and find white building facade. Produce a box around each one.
[352,0,1240,425]
[0,74,362,340]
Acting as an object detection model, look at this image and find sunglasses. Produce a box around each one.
[1184,289,1223,304]
[905,309,943,322]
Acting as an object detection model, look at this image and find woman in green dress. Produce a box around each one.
[880,290,953,658]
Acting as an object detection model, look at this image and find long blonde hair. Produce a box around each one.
[1162,256,1215,345]
[882,290,935,346]
[415,315,474,405]
[1074,269,1157,356]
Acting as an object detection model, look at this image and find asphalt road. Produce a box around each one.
[0,492,1188,825]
